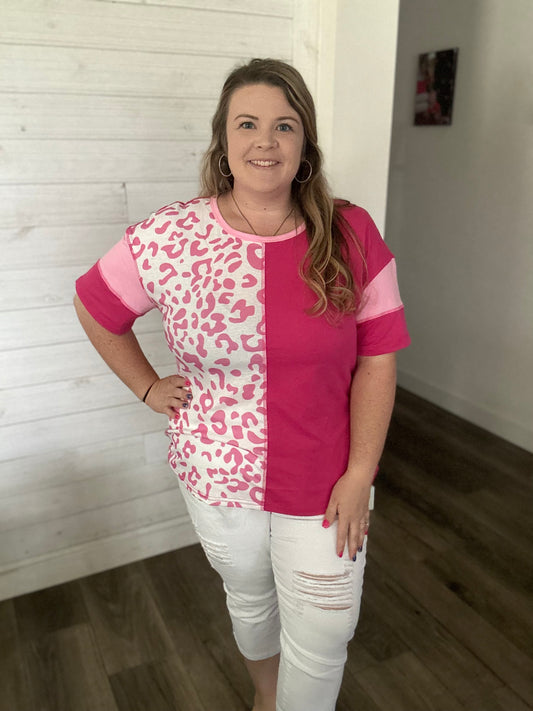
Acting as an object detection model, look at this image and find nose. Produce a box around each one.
[255,127,278,150]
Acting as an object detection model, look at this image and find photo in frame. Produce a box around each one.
[414,48,459,125]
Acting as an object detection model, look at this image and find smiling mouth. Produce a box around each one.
[249,160,279,167]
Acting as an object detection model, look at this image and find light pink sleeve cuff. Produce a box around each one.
[357,259,403,324]
[99,236,154,315]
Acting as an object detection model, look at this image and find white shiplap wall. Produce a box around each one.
[0,0,316,600]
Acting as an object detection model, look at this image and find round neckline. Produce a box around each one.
[210,195,306,243]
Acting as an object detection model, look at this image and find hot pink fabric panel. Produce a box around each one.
[262,204,410,515]
[357,260,404,324]
[263,234,357,515]
[356,308,411,356]
[348,206,392,284]
[75,264,138,335]
[99,236,154,315]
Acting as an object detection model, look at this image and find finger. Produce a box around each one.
[175,399,190,411]
[363,510,370,534]
[356,528,365,554]
[170,397,190,410]
[357,511,370,552]
[169,399,190,416]
[166,374,190,390]
[171,389,188,403]
[177,387,193,402]
[336,515,349,558]
[322,499,338,530]
[348,521,359,561]
[160,378,190,399]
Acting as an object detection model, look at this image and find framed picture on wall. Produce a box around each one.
[414,48,459,125]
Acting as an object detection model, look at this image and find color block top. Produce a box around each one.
[76,197,410,515]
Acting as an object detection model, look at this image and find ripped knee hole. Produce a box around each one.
[293,570,354,611]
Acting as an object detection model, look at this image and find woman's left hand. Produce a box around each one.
[323,474,371,560]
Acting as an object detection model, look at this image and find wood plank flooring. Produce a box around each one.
[2,387,532,711]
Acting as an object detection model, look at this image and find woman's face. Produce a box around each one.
[225,83,305,200]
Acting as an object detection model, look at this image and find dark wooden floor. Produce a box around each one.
[2,387,532,711]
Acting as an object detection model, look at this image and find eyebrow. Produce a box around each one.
[233,113,300,123]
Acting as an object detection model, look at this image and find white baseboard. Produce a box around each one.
[397,370,533,454]
[0,515,198,602]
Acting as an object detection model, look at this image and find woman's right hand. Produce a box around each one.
[144,375,192,418]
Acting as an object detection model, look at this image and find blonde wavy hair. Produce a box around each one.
[200,58,367,318]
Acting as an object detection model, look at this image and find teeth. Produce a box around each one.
[250,160,277,167]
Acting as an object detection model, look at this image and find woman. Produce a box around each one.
[74,58,409,711]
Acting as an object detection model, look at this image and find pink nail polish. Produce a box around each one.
[322,520,330,529]
[184,379,191,386]
[338,552,343,558]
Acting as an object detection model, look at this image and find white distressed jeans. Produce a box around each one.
[180,485,369,711]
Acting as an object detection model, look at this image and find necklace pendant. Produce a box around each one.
[231,191,294,237]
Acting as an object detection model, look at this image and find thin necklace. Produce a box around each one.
[231,192,294,236]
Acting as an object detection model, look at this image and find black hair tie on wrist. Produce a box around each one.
[142,380,158,403]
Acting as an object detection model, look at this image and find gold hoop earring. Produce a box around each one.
[218,154,232,178]
[294,159,312,184]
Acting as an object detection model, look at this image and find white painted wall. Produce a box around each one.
[0,0,298,600]
[386,0,533,452]
[328,0,400,234]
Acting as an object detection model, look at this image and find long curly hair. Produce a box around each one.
[200,58,366,318]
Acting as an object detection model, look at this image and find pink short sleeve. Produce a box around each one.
[342,205,410,356]
[75,235,154,334]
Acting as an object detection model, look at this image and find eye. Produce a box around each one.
[239,121,255,129]
[276,123,293,132]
